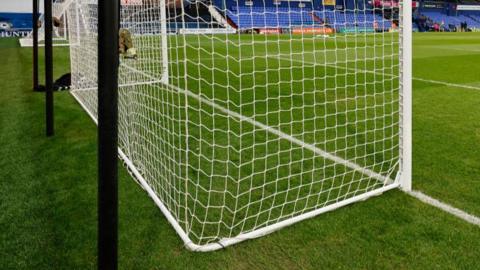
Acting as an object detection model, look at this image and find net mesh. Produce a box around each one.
[68,0,402,248]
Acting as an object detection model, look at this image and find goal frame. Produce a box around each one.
[84,0,413,252]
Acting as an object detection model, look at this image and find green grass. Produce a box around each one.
[412,33,480,217]
[1,32,479,269]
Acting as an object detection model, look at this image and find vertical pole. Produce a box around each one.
[33,0,39,91]
[45,0,54,136]
[98,0,119,269]
[400,0,412,191]
[159,0,169,84]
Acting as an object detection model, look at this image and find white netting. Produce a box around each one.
[68,0,403,250]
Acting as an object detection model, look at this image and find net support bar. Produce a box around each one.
[97,0,120,268]
[44,0,54,136]
[120,147,399,252]
[33,0,39,91]
[159,0,169,84]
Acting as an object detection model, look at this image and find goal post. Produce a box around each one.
[159,0,169,84]
[68,0,412,251]
[399,0,413,192]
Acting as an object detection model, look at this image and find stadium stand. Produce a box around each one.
[226,6,392,31]
[226,7,316,29]
[422,11,480,28]
[419,10,480,30]
[163,1,225,31]
[460,10,480,25]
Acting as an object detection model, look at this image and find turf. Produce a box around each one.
[412,33,480,217]
[0,33,479,269]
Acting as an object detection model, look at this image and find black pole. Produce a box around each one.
[33,0,39,91]
[44,0,54,136]
[98,0,119,269]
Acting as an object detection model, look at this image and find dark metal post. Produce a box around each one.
[33,0,39,91]
[44,0,54,136]
[98,0,119,269]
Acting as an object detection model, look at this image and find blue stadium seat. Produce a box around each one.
[227,6,392,31]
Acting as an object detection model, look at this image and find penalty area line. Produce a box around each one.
[412,77,480,91]
[408,190,480,227]
[274,55,480,92]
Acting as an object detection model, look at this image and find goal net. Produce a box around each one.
[68,0,411,251]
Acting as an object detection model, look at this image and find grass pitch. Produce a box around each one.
[0,33,479,269]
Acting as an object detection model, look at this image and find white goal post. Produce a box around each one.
[67,0,411,251]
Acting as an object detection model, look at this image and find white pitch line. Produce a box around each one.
[408,190,480,227]
[119,62,392,184]
[275,55,398,78]
[422,45,480,53]
[177,84,392,184]
[275,55,480,92]
[196,54,480,92]
[413,77,480,91]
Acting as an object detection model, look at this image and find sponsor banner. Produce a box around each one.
[372,0,399,8]
[179,28,236,34]
[457,5,480,11]
[339,28,376,33]
[423,4,442,8]
[0,12,32,29]
[292,27,334,34]
[0,12,33,38]
[0,30,31,38]
[122,0,143,5]
[324,0,335,6]
[422,1,444,9]
[258,28,282,34]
